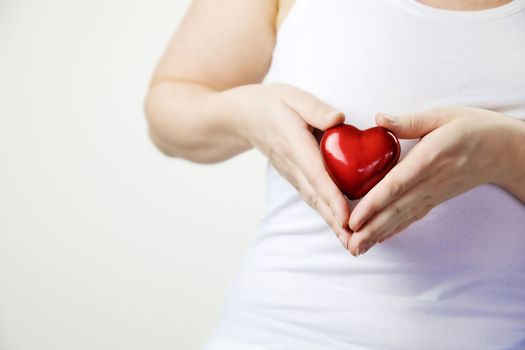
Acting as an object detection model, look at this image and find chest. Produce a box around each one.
[267,0,525,127]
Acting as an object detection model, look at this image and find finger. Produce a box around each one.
[350,177,433,249]
[264,136,352,248]
[285,88,345,130]
[349,201,408,255]
[358,214,417,252]
[270,153,337,229]
[266,147,303,189]
[379,204,435,243]
[375,108,453,139]
[348,141,433,232]
[378,224,405,244]
[289,128,351,230]
[373,217,415,246]
[294,169,351,249]
[347,222,390,256]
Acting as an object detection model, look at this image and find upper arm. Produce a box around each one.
[150,0,279,90]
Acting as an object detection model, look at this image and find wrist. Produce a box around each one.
[147,81,255,161]
[217,83,293,148]
[492,115,525,193]
[210,85,261,150]
[215,84,261,147]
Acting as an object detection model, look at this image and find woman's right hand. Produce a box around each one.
[221,83,353,250]
[146,0,353,250]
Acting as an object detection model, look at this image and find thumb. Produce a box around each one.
[375,109,450,139]
[286,89,345,130]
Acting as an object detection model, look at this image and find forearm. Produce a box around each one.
[500,174,525,203]
[144,81,252,163]
[495,116,525,203]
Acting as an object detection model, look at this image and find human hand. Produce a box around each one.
[346,107,523,256]
[225,83,353,249]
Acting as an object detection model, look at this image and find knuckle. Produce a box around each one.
[392,204,409,222]
[304,191,314,206]
[309,169,325,188]
[436,157,453,172]
[311,196,320,210]
[406,115,415,132]
[426,148,443,167]
[454,154,470,172]
[305,191,319,209]
[421,193,433,204]
[393,204,403,216]
[390,181,405,198]
[414,205,433,221]
[290,178,301,191]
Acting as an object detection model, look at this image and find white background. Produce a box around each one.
[0,1,267,349]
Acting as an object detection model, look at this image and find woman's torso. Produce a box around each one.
[204,1,525,349]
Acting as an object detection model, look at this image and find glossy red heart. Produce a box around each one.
[320,124,400,200]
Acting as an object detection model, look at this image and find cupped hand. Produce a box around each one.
[228,84,353,249]
[346,107,521,256]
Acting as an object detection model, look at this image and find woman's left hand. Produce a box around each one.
[346,107,524,256]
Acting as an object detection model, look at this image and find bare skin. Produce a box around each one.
[144,0,525,257]
[144,0,354,252]
[348,108,525,256]
[418,0,512,10]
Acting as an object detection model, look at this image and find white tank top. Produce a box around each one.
[203,1,525,349]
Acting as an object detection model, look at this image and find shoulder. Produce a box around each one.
[276,0,296,31]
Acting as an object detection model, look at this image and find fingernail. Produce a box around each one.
[354,247,360,257]
[378,113,395,124]
[349,214,362,232]
[351,220,363,232]
[361,242,374,255]
[326,111,345,122]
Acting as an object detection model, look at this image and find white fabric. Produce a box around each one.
[203,1,525,349]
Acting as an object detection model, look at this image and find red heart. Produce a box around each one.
[320,124,400,200]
